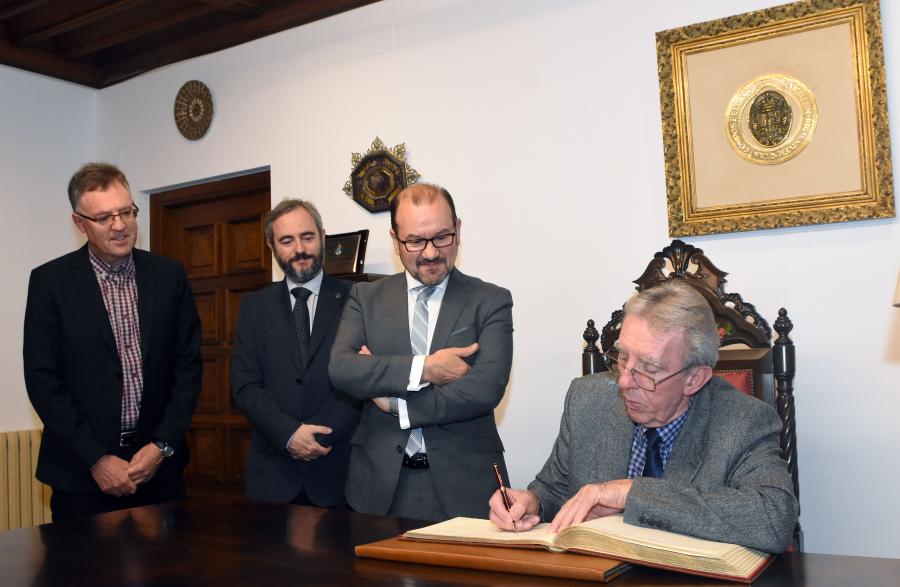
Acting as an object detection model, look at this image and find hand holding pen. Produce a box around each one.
[489,464,543,532]
[492,463,517,532]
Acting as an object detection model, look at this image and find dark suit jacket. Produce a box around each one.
[23,244,202,493]
[230,274,360,505]
[329,269,514,518]
[529,373,799,553]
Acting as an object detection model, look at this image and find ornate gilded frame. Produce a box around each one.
[657,0,894,236]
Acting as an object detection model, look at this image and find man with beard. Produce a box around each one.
[231,199,360,506]
[329,183,514,520]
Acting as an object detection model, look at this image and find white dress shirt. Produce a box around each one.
[398,272,449,432]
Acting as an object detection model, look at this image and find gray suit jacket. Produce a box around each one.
[329,269,513,517]
[528,373,799,553]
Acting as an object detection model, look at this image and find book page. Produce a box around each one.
[405,517,558,549]
[565,515,737,558]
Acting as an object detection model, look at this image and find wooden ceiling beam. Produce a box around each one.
[0,27,102,86]
[17,0,150,45]
[63,4,215,59]
[0,0,51,22]
[196,0,264,19]
[100,0,381,87]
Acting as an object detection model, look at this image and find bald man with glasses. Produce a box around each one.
[489,281,798,553]
[24,162,201,521]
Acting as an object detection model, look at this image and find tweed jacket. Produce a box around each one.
[528,373,799,553]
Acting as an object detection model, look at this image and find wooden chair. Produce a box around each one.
[581,239,801,549]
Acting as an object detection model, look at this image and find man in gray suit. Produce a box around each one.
[329,183,513,521]
[489,281,798,553]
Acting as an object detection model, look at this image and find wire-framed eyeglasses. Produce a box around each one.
[74,204,139,226]
[602,347,692,392]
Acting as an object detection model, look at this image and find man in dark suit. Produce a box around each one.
[231,199,359,506]
[23,162,202,521]
[329,183,514,521]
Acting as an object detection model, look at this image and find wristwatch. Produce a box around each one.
[153,440,175,458]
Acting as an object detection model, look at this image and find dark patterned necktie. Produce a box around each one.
[643,428,664,478]
[291,287,312,374]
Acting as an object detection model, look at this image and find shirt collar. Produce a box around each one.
[404,271,450,295]
[88,245,135,278]
[286,268,323,297]
[637,396,694,445]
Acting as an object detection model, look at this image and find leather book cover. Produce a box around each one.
[355,536,631,582]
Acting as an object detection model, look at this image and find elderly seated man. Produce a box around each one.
[490,281,798,553]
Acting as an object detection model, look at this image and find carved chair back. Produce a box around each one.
[581,239,801,548]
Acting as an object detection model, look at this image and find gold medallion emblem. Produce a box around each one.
[725,74,817,165]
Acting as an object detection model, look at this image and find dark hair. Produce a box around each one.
[389,183,457,234]
[68,163,130,210]
[265,198,324,245]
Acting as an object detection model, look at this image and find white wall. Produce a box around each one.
[5,0,899,557]
[0,65,96,431]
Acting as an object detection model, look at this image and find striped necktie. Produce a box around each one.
[405,286,436,456]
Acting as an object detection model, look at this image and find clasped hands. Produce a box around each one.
[90,443,166,497]
[489,479,634,533]
[359,343,479,414]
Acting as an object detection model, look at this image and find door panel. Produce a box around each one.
[151,171,271,495]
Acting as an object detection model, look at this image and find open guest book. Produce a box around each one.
[399,514,773,584]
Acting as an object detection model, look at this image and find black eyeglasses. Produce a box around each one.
[602,347,692,392]
[396,232,456,252]
[74,204,139,226]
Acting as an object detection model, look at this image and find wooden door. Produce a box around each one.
[150,171,271,495]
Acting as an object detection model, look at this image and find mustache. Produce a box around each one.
[416,256,445,267]
[289,252,317,263]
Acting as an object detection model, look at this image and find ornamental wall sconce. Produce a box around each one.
[343,137,420,213]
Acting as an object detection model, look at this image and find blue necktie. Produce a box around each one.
[643,428,664,478]
[405,286,436,456]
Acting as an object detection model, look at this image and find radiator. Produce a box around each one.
[0,429,52,530]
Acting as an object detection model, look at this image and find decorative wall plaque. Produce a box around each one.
[656,0,894,236]
[343,137,420,213]
[174,80,213,140]
[725,74,818,166]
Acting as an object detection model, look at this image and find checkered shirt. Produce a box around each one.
[626,398,694,479]
[88,247,143,432]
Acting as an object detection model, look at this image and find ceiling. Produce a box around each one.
[0,0,381,88]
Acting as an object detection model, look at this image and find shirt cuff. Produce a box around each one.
[286,427,298,450]
[398,399,411,430]
[407,354,427,391]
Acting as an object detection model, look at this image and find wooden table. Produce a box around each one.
[0,495,897,586]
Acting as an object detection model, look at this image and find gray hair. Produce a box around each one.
[623,280,720,368]
[264,198,324,244]
[68,162,130,210]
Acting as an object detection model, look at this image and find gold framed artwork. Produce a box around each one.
[656,0,894,236]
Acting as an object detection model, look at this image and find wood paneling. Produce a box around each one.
[151,171,271,496]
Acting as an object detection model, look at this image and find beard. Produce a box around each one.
[413,255,450,286]
[277,249,324,284]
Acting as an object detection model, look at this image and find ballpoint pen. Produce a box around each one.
[492,462,517,532]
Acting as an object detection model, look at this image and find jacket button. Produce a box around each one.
[396,445,403,453]
[295,378,302,385]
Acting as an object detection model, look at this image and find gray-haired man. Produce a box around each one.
[489,281,798,553]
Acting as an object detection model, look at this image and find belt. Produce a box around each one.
[402,452,429,470]
[119,430,137,447]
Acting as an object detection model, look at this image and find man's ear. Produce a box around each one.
[72,213,87,235]
[683,365,713,397]
[390,228,400,256]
